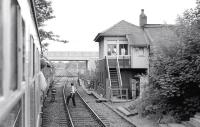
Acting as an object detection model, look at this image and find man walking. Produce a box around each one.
[66,83,76,107]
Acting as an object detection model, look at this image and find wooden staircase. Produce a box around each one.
[107,57,122,98]
[109,68,120,97]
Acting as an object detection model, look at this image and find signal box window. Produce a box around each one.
[107,44,117,56]
[136,47,145,56]
[119,44,128,55]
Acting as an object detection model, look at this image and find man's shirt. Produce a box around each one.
[70,86,76,93]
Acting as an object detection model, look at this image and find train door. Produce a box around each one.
[0,0,3,96]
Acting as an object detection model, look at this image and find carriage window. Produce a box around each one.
[30,36,33,77]
[10,0,19,90]
[33,44,35,77]
[119,44,128,55]
[22,19,26,81]
[35,49,39,73]
[0,1,3,95]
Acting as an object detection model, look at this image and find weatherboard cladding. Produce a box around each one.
[94,20,148,46]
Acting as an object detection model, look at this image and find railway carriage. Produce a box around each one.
[0,0,44,127]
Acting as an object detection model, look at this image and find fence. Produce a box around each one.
[110,88,128,100]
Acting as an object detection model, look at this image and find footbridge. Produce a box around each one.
[46,51,99,70]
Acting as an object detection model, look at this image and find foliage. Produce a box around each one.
[40,57,55,84]
[138,0,200,121]
[34,0,68,52]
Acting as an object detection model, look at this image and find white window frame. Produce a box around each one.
[106,40,129,57]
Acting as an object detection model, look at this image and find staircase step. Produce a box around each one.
[111,86,119,88]
[111,81,118,83]
[111,80,118,82]
[110,70,117,72]
[111,85,119,87]
[110,68,117,70]
[110,75,118,79]
[111,82,119,83]
[110,72,117,74]
[110,71,117,72]
[110,75,117,77]
[111,82,119,84]
[110,73,117,75]
[110,78,118,80]
[111,77,118,79]
[111,78,118,80]
[109,68,117,70]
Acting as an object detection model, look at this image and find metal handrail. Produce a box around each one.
[105,56,111,88]
[116,56,122,88]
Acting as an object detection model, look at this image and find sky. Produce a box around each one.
[45,0,196,52]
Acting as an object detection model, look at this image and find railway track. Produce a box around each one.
[41,76,133,127]
[77,83,135,127]
[41,83,69,127]
[64,83,108,127]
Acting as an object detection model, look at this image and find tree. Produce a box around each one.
[136,0,200,121]
[34,0,68,53]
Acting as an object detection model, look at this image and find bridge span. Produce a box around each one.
[45,51,99,70]
[46,51,98,61]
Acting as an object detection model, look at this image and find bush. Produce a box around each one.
[137,1,200,121]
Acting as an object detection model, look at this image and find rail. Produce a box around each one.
[63,84,74,127]
[64,83,106,127]
[13,108,21,127]
[76,90,107,127]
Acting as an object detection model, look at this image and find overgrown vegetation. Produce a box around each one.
[34,0,68,53]
[134,0,200,122]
